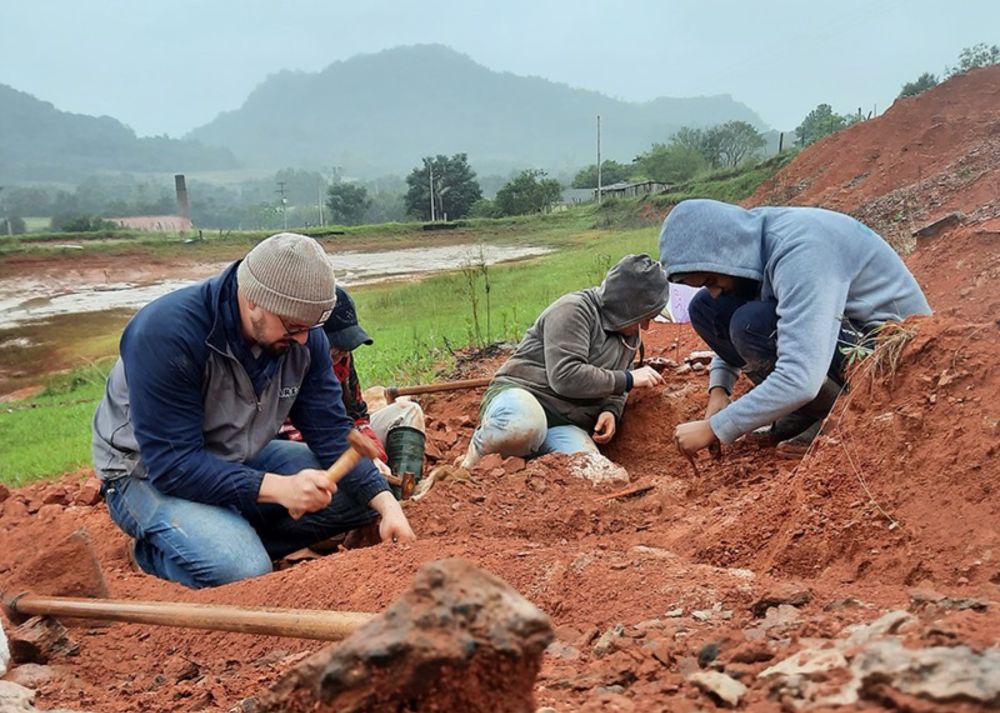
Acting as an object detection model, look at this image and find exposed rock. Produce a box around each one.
[684,350,715,366]
[0,680,88,711]
[41,488,69,506]
[8,616,79,664]
[72,481,102,507]
[688,671,747,707]
[854,639,1000,706]
[643,638,673,667]
[760,609,998,709]
[569,453,630,487]
[0,681,35,711]
[545,642,580,660]
[729,643,775,664]
[256,559,553,713]
[4,663,58,689]
[908,588,988,612]
[592,624,625,658]
[761,643,848,679]
[502,457,527,473]
[750,585,814,617]
[697,642,720,667]
[2,500,29,519]
[3,529,110,610]
[473,453,504,472]
[753,603,802,636]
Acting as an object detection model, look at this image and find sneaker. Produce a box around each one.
[775,420,823,457]
[458,440,482,470]
[748,411,817,445]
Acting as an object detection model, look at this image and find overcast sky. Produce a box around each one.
[3,0,997,138]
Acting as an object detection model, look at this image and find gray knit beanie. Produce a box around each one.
[236,232,337,326]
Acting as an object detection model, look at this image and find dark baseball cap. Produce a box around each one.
[322,286,373,351]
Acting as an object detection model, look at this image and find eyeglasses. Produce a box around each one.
[277,315,317,337]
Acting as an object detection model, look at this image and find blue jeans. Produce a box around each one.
[103,440,379,589]
[470,387,598,459]
[688,291,864,385]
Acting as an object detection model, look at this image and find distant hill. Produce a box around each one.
[188,44,769,177]
[0,84,239,182]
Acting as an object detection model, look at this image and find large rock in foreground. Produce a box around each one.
[258,559,553,713]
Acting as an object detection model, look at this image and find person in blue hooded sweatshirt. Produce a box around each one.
[659,199,930,457]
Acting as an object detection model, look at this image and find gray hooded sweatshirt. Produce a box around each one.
[492,253,669,430]
[659,199,930,443]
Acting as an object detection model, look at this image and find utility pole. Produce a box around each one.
[276,181,288,230]
[596,114,602,205]
[318,181,325,226]
[0,186,7,236]
[426,160,436,222]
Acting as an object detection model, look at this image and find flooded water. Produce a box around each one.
[0,243,552,330]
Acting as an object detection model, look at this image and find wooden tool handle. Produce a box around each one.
[8,594,372,642]
[386,377,492,402]
[289,431,380,519]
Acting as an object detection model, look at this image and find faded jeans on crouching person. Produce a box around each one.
[469,387,599,460]
[687,291,867,385]
[102,439,379,589]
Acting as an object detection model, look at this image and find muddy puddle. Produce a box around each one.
[0,243,552,329]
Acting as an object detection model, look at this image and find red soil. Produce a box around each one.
[2,68,999,712]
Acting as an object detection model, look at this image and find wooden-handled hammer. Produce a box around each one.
[289,429,381,519]
[385,376,492,403]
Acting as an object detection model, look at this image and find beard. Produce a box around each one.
[248,311,291,355]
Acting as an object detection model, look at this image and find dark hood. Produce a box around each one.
[658,199,765,282]
[596,254,670,331]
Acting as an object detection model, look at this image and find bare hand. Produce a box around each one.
[372,458,392,478]
[592,411,617,444]
[260,469,334,514]
[674,420,719,457]
[630,365,665,389]
[370,491,417,544]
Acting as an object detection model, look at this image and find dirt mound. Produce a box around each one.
[749,66,1000,245]
[672,315,999,587]
[905,217,1000,322]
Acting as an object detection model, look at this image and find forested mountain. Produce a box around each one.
[0,84,239,182]
[188,44,768,176]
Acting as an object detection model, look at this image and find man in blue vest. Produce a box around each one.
[92,232,415,588]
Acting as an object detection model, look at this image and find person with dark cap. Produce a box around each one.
[659,199,931,458]
[280,285,426,499]
[461,253,670,468]
[92,232,415,589]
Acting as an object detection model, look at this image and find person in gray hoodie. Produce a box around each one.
[659,199,931,457]
[461,254,670,467]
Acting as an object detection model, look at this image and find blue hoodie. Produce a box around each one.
[659,199,930,443]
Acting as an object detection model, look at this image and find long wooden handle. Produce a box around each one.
[9,594,372,641]
[386,377,492,402]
